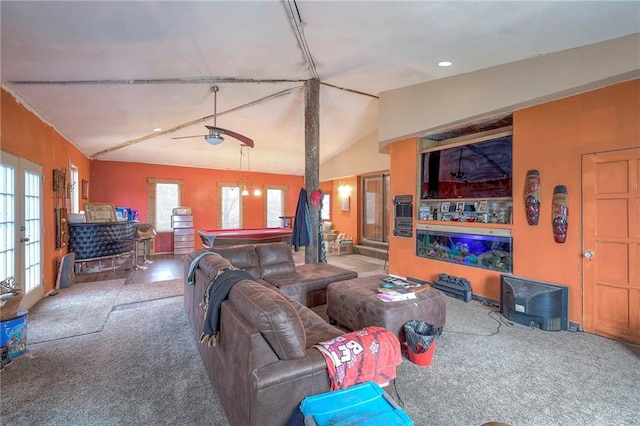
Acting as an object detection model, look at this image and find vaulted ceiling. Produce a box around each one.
[2,1,639,175]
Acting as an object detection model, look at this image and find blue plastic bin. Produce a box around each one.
[300,381,413,426]
[1,309,28,357]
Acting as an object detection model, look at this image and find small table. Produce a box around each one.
[327,274,447,342]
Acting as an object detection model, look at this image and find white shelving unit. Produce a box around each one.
[171,207,194,255]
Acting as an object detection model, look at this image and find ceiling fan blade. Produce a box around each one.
[171,135,207,140]
[206,126,254,148]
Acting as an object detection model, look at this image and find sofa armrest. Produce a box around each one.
[251,350,330,390]
[251,350,332,425]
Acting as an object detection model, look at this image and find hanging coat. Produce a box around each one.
[291,188,312,251]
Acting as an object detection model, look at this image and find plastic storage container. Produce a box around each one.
[300,381,413,426]
[1,310,28,357]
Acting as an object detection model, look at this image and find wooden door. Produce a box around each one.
[361,174,391,243]
[582,148,639,345]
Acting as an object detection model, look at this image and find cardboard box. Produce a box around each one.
[331,241,353,256]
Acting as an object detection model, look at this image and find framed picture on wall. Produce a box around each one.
[455,202,465,213]
[84,203,117,223]
[440,201,450,213]
[81,179,89,199]
[477,200,487,214]
[341,196,350,211]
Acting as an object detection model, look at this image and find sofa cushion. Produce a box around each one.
[208,245,261,279]
[255,242,296,279]
[229,280,307,360]
[266,264,358,303]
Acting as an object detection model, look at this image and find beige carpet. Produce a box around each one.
[115,278,183,306]
[27,278,184,344]
[27,279,126,344]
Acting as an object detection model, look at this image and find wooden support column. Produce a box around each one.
[304,78,320,264]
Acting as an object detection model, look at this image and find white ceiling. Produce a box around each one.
[2,1,639,176]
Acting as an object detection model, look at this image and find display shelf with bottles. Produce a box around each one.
[417,198,513,225]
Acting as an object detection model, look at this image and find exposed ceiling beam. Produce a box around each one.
[283,0,319,81]
[91,85,303,158]
[6,77,305,86]
[320,82,378,99]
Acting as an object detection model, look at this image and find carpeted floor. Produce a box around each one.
[26,278,184,344]
[2,299,226,425]
[3,269,640,425]
[27,279,126,344]
[114,278,183,306]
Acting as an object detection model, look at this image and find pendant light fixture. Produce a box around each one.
[238,146,261,197]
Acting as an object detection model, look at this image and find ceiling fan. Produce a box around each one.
[172,86,254,148]
[451,149,467,182]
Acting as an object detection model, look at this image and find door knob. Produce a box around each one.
[20,237,30,243]
[584,251,594,258]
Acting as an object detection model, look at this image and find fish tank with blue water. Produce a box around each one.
[416,229,513,272]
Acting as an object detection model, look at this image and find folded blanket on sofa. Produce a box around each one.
[186,251,223,286]
[314,326,402,390]
[200,268,255,347]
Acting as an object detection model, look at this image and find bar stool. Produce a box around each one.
[125,224,156,271]
[125,235,146,271]
[136,224,156,264]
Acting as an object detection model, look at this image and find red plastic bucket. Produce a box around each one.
[407,340,437,366]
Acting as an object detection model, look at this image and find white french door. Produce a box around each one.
[1,151,44,309]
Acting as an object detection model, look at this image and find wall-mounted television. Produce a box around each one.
[421,136,512,199]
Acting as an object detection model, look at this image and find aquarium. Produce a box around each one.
[416,228,513,272]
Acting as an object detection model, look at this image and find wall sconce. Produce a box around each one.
[338,183,352,198]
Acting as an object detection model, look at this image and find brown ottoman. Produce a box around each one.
[327,274,447,342]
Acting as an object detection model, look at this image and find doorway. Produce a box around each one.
[361,174,391,243]
[1,151,44,309]
[582,148,639,345]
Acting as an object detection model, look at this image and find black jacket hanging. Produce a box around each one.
[291,188,312,251]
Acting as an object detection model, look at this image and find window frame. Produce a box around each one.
[321,193,331,221]
[264,185,288,228]
[217,182,244,229]
[69,164,79,213]
[147,178,184,234]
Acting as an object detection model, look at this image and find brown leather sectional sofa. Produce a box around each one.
[182,243,363,425]
[198,241,358,307]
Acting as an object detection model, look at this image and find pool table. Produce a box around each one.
[197,227,293,248]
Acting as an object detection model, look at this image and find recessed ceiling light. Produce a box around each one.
[152,127,162,132]
[438,61,452,67]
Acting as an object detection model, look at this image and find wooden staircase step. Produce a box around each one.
[353,244,388,260]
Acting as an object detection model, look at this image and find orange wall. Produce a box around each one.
[90,160,304,251]
[511,78,639,322]
[322,176,359,243]
[388,79,640,325]
[1,88,91,293]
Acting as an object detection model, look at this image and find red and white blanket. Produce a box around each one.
[314,326,402,390]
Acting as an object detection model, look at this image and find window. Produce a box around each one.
[266,188,285,227]
[218,183,242,229]
[70,165,79,213]
[321,193,331,220]
[155,184,179,231]
[147,178,184,232]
